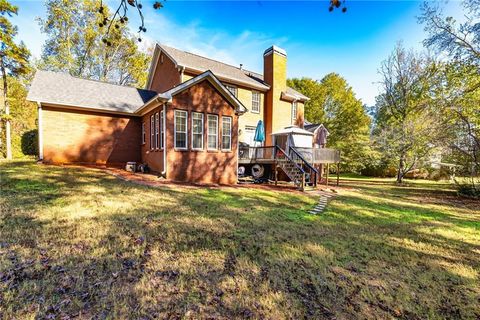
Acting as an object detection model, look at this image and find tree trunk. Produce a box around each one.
[396,153,405,183]
[0,57,11,160]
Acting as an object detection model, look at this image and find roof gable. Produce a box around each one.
[146,44,270,91]
[137,71,248,115]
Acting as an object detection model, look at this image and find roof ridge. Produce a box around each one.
[36,69,153,92]
[158,43,260,74]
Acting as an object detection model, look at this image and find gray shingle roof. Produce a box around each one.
[27,70,157,114]
[285,87,309,101]
[242,68,309,101]
[159,44,270,90]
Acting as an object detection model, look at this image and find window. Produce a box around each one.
[150,115,154,149]
[155,112,159,149]
[224,84,237,97]
[292,101,298,123]
[192,112,204,150]
[160,110,164,149]
[141,122,146,144]
[222,117,232,151]
[251,91,260,113]
[174,110,188,149]
[207,114,218,150]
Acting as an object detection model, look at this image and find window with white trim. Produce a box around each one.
[155,112,159,149]
[207,114,218,150]
[222,116,232,151]
[292,101,298,123]
[192,112,204,150]
[224,84,237,97]
[150,115,154,149]
[160,110,164,149]
[174,110,188,149]
[141,122,146,144]
[251,91,260,113]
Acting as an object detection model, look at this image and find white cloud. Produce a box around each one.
[139,14,287,73]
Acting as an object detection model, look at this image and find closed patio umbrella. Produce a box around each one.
[253,120,265,158]
[254,120,265,144]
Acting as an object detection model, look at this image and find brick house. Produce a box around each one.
[27,44,310,184]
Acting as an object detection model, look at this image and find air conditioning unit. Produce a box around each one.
[126,162,137,172]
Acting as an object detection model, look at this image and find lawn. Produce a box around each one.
[1,161,479,319]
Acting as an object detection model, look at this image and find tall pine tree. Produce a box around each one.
[0,0,31,159]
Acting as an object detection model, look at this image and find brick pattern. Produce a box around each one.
[149,52,181,92]
[165,80,238,184]
[42,106,141,165]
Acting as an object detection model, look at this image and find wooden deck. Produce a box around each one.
[238,146,340,165]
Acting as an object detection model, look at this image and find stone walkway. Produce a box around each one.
[308,193,335,214]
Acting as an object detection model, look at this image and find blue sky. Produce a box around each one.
[10,1,461,105]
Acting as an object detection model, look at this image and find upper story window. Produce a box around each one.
[141,122,146,145]
[207,114,218,150]
[292,101,298,123]
[224,84,237,97]
[174,110,188,149]
[192,112,204,150]
[251,91,260,113]
[222,116,232,151]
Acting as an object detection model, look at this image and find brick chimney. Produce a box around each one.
[263,45,287,145]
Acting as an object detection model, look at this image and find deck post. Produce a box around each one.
[326,163,330,186]
[275,162,278,186]
[337,162,340,186]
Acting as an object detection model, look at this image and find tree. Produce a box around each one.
[38,0,151,87]
[373,44,443,183]
[419,0,479,194]
[0,0,30,159]
[419,0,480,67]
[288,74,371,172]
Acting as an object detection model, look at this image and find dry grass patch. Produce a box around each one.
[1,161,479,319]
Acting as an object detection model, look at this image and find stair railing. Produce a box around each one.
[274,145,307,190]
[289,147,319,188]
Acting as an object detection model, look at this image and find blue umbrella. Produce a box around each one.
[254,120,265,143]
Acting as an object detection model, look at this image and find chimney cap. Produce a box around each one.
[264,45,287,57]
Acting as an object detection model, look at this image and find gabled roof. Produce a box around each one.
[284,87,310,102]
[137,70,248,115]
[271,125,313,136]
[147,44,270,91]
[27,70,157,115]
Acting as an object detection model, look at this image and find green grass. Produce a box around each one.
[1,161,479,319]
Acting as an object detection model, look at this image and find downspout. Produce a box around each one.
[161,103,167,177]
[37,102,44,161]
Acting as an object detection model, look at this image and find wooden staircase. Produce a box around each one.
[275,146,318,191]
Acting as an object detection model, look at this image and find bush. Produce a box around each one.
[428,167,452,181]
[361,164,397,177]
[456,183,480,198]
[21,129,38,156]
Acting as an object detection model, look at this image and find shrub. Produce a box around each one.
[21,129,38,156]
[455,179,480,199]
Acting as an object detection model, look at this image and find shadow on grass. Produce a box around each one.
[1,161,479,319]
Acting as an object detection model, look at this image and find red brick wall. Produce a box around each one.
[165,80,238,185]
[149,52,181,93]
[140,106,165,173]
[41,106,141,165]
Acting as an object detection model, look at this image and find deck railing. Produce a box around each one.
[238,146,275,161]
[292,147,340,164]
[239,146,340,164]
